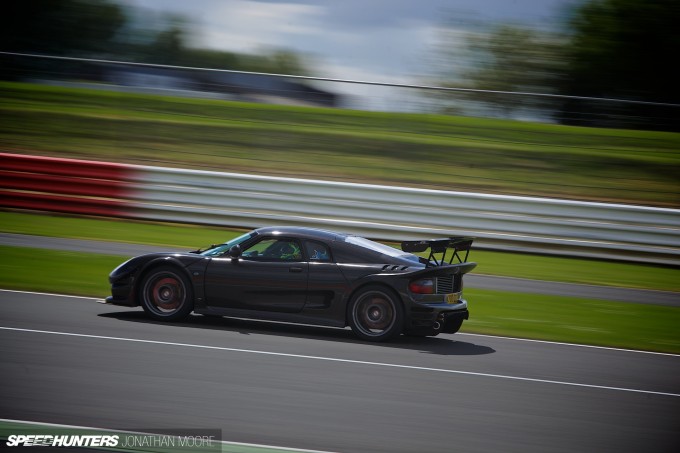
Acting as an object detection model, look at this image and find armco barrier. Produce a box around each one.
[2,152,680,265]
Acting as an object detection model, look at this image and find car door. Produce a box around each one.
[204,236,308,313]
[303,240,349,311]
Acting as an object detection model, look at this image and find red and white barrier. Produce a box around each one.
[0,152,136,217]
[2,152,679,264]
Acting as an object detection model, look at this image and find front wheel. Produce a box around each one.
[348,285,404,341]
[140,266,194,321]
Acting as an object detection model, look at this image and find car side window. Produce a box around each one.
[305,241,332,262]
[241,238,302,261]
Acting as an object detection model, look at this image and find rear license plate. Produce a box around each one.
[446,292,461,304]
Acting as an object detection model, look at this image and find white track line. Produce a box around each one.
[0,418,337,453]
[0,289,99,301]
[1,326,678,398]
[456,333,680,357]
[2,288,678,357]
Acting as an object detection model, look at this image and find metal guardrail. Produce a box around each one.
[130,164,680,265]
[2,152,679,265]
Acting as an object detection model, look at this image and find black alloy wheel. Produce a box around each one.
[140,266,194,321]
[348,285,404,341]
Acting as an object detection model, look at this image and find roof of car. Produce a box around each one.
[253,226,351,241]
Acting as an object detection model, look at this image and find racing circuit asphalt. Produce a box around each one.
[1,290,679,453]
[2,233,679,451]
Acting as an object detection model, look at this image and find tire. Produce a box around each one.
[348,285,404,341]
[139,266,194,321]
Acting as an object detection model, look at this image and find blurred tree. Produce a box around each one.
[558,0,680,130]
[433,23,565,119]
[176,49,240,70]
[1,0,127,80]
[2,0,126,55]
[460,24,565,117]
[433,1,679,129]
[146,24,186,65]
[236,49,309,76]
[268,50,308,76]
[2,0,311,90]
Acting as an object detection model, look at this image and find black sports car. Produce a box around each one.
[106,226,477,341]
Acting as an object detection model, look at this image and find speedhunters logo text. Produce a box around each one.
[5,430,221,450]
[6,435,119,447]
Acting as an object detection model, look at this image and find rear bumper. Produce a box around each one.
[438,309,469,333]
[405,299,469,335]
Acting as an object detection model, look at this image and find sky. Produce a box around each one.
[124,0,579,109]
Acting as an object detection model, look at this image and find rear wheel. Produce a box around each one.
[140,266,193,321]
[348,285,404,341]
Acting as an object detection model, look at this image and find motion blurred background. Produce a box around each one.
[1,0,679,206]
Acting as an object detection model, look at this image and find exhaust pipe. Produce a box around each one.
[433,313,446,331]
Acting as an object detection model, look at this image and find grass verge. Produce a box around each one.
[0,246,121,297]
[1,245,678,353]
[0,211,243,248]
[463,289,680,353]
[2,211,679,291]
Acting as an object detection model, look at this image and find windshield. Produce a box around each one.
[199,232,254,256]
[345,236,419,262]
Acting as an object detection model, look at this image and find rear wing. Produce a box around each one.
[401,237,474,267]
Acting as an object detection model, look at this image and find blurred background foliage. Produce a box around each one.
[433,0,680,130]
[1,0,310,76]
[2,0,679,130]
[1,0,679,205]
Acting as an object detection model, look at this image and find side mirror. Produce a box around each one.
[228,244,242,258]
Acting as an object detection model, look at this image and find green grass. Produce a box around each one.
[470,249,680,292]
[1,245,677,353]
[0,246,121,296]
[2,81,679,206]
[463,289,680,354]
[0,210,245,248]
[2,211,679,291]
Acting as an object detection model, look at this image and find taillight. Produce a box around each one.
[409,278,435,294]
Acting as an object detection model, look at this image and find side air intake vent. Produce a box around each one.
[381,265,410,272]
